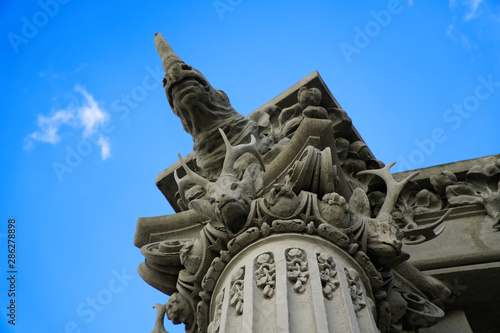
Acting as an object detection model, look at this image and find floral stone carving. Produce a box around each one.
[229,268,245,315]
[345,267,367,312]
[286,248,310,293]
[208,289,224,333]
[466,163,500,229]
[317,252,340,299]
[254,253,276,298]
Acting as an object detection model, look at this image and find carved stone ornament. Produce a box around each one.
[390,160,500,231]
[466,163,500,229]
[317,252,340,299]
[286,248,310,294]
[254,252,276,298]
[151,303,168,333]
[207,289,224,333]
[229,267,245,315]
[345,267,367,312]
[133,33,474,333]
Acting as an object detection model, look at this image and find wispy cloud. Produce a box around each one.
[465,0,483,21]
[25,86,111,160]
[98,135,111,160]
[27,110,74,145]
[38,63,89,81]
[445,0,496,52]
[448,0,484,21]
[74,85,109,136]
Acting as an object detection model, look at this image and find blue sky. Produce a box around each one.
[1,1,499,332]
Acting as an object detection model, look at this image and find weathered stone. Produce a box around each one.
[155,33,259,179]
[136,34,500,332]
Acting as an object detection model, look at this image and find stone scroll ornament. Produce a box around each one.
[229,268,245,315]
[254,253,276,298]
[317,252,340,299]
[286,248,310,293]
[345,268,366,312]
[136,33,459,333]
[209,289,224,333]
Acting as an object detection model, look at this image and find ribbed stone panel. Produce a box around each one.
[208,234,379,333]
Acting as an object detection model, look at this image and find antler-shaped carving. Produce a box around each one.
[219,128,266,175]
[176,154,210,187]
[358,162,419,217]
[174,154,210,209]
[174,128,265,234]
[174,168,202,209]
[403,208,453,245]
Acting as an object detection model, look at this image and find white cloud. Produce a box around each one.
[464,0,483,21]
[446,0,486,44]
[73,63,88,73]
[448,0,484,22]
[98,135,111,160]
[26,86,112,160]
[28,110,74,145]
[75,85,109,136]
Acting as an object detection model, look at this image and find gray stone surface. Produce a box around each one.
[154,33,258,179]
[423,262,500,333]
[407,212,500,270]
[155,71,375,213]
[420,311,473,333]
[136,34,500,332]
[207,234,378,333]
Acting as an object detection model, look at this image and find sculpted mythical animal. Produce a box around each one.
[175,129,265,235]
[155,33,259,178]
[354,163,453,302]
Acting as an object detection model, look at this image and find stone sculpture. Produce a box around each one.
[154,33,259,178]
[175,128,265,235]
[135,33,497,332]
